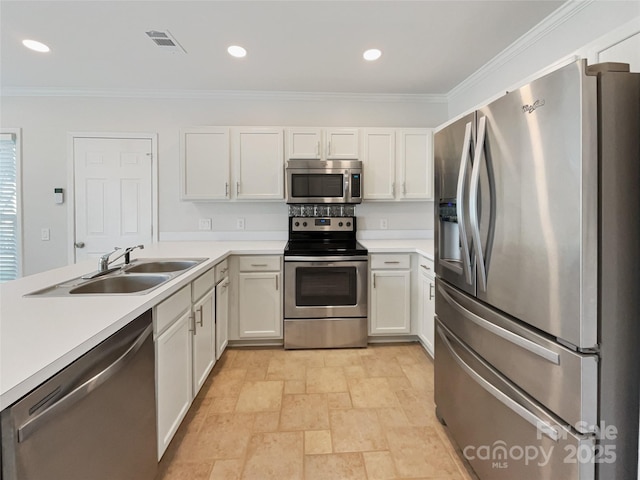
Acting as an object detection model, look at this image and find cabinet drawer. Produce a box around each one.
[215,259,229,283]
[370,254,410,270]
[418,256,434,277]
[239,255,281,272]
[155,285,191,335]
[192,268,215,302]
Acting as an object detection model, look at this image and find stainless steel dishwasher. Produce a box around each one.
[0,310,157,480]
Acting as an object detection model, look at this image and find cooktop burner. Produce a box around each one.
[284,216,367,257]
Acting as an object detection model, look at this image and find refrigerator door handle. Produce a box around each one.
[437,325,560,442]
[470,115,488,291]
[438,283,560,365]
[456,121,474,285]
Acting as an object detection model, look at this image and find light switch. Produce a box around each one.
[41,228,50,241]
[198,218,212,230]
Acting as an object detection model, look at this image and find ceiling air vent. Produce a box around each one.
[145,30,186,54]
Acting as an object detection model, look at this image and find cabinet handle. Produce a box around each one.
[275,276,279,290]
[236,182,240,195]
[225,182,229,197]
[391,183,395,196]
[251,263,268,267]
[420,264,431,271]
[197,306,204,327]
[373,273,376,288]
[429,283,434,301]
[328,141,331,156]
[189,314,196,334]
[384,261,400,264]
[403,182,407,195]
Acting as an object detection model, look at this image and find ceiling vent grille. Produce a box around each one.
[145,30,186,54]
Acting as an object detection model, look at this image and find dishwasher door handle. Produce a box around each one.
[17,323,153,443]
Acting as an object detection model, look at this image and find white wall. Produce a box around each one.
[447,1,640,119]
[0,93,446,275]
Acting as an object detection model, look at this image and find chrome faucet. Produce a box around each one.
[98,244,145,272]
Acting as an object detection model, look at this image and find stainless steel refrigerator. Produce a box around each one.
[433,59,640,480]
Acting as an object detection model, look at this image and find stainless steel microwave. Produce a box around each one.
[285,159,363,204]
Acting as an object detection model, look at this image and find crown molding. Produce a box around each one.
[0,86,447,104]
[447,0,595,101]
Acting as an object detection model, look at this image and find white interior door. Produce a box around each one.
[73,137,153,263]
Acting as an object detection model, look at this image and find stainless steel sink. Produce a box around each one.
[123,259,204,274]
[69,274,171,294]
[25,257,207,297]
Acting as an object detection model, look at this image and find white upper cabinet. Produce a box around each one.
[180,127,230,200]
[362,128,433,201]
[398,129,433,200]
[362,128,396,200]
[286,127,359,160]
[232,127,285,200]
[325,128,360,159]
[287,128,323,159]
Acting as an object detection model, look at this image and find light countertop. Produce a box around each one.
[0,238,433,409]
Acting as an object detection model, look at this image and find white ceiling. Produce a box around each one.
[1,0,566,95]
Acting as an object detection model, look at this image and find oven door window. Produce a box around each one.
[290,174,344,198]
[296,266,356,306]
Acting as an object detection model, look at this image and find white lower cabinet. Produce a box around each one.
[417,256,435,357]
[155,268,217,459]
[369,254,411,335]
[237,256,282,339]
[154,286,192,459]
[215,259,230,359]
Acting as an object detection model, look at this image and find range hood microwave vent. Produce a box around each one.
[145,30,186,54]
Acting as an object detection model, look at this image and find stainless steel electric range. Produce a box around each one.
[283,213,368,349]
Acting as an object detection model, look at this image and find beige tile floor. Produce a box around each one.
[156,343,477,480]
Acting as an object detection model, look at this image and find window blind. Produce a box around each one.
[0,133,19,282]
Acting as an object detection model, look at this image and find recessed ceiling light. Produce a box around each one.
[22,39,50,53]
[363,48,382,61]
[227,45,247,58]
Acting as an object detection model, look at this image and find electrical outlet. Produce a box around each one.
[41,228,50,241]
[236,218,245,230]
[198,218,212,230]
[380,219,388,230]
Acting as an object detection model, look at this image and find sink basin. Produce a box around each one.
[69,274,172,294]
[124,259,204,274]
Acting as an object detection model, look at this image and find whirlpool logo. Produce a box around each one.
[522,99,545,114]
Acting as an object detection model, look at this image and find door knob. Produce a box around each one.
[74,241,85,248]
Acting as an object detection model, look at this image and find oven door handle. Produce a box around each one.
[284,255,368,262]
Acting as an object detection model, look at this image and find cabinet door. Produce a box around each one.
[362,129,396,200]
[192,289,216,396]
[180,127,230,200]
[398,128,433,200]
[419,271,435,357]
[216,277,230,359]
[156,310,192,459]
[370,270,411,334]
[325,128,360,159]
[233,128,284,200]
[287,128,322,159]
[238,272,282,338]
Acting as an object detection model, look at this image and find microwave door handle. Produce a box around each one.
[470,116,487,292]
[456,121,474,285]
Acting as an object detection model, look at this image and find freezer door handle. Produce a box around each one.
[456,121,474,285]
[16,324,153,443]
[438,283,560,364]
[470,116,488,291]
[437,325,560,442]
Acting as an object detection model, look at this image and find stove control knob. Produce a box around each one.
[346,222,351,227]
[338,222,343,227]
[294,221,300,227]
[303,222,308,227]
